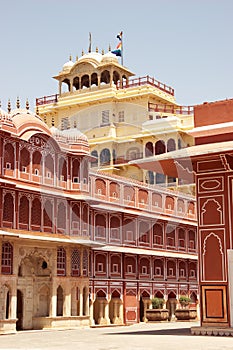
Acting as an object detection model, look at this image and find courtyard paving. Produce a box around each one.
[1,321,233,350]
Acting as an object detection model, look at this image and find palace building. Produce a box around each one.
[36,49,194,192]
[0,100,198,333]
[133,98,233,336]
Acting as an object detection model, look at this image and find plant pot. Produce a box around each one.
[175,308,197,321]
[146,309,169,322]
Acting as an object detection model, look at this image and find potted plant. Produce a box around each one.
[175,296,197,320]
[146,297,169,322]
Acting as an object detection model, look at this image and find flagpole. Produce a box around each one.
[121,31,123,66]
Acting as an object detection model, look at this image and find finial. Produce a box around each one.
[102,49,104,55]
[8,99,11,113]
[51,116,54,127]
[26,99,29,110]
[108,44,111,52]
[16,96,20,109]
[82,49,84,56]
[76,55,78,61]
[69,54,72,61]
[96,46,98,53]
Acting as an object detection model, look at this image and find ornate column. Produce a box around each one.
[97,299,104,324]
[50,281,57,317]
[112,300,118,324]
[79,288,83,316]
[63,287,71,317]
[104,299,110,325]
[89,299,95,326]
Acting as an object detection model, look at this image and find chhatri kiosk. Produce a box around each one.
[133,98,233,335]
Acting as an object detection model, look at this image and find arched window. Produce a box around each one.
[167,138,176,152]
[100,148,111,165]
[147,171,154,184]
[32,151,42,175]
[83,249,88,276]
[1,242,13,274]
[71,249,80,276]
[19,196,29,227]
[72,203,80,232]
[139,221,150,244]
[57,247,66,276]
[44,154,54,179]
[145,142,153,157]
[101,70,110,84]
[155,140,165,155]
[3,193,14,226]
[81,75,90,89]
[43,200,53,228]
[31,198,41,228]
[4,143,15,170]
[58,157,67,181]
[20,147,30,172]
[57,202,66,231]
[113,71,120,85]
[72,158,80,183]
[73,76,80,90]
[91,150,98,167]
[95,214,106,239]
[91,73,98,86]
[62,78,70,93]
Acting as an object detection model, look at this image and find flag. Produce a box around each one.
[116,31,123,41]
[111,41,122,56]
[111,32,123,57]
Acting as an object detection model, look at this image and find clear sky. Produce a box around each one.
[1,0,233,111]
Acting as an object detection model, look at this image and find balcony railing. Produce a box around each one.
[148,102,194,115]
[36,94,59,106]
[117,75,174,96]
[35,76,175,106]
[113,152,143,165]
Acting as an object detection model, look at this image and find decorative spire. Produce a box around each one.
[82,49,84,56]
[102,49,104,55]
[108,44,111,52]
[8,99,11,113]
[26,99,29,110]
[69,54,72,61]
[16,96,20,109]
[96,46,98,53]
[76,55,78,61]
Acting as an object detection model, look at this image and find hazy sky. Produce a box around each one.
[1,0,233,110]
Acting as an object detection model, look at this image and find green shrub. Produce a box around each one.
[152,297,165,309]
[179,296,191,308]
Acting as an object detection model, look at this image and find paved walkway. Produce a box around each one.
[1,321,233,350]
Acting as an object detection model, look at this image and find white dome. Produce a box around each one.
[78,52,103,63]
[61,127,88,141]
[102,52,118,63]
[63,59,74,71]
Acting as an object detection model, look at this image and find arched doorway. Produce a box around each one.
[16,290,23,330]
[167,291,177,321]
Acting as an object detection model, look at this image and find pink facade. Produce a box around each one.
[0,107,198,331]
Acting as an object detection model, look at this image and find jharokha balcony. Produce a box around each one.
[35,76,175,106]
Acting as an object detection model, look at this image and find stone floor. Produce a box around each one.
[1,321,233,350]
